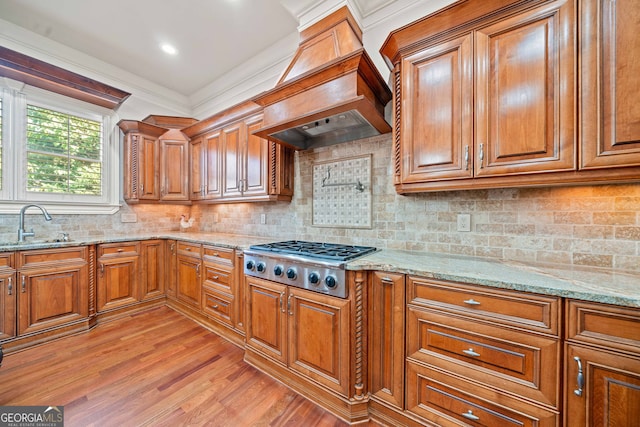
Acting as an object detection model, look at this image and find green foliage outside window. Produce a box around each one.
[26,105,102,195]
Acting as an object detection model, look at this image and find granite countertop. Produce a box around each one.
[2,233,639,309]
[348,249,640,309]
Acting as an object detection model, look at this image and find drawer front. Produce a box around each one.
[408,306,560,407]
[98,242,140,257]
[203,265,232,293]
[567,299,640,353]
[408,277,560,335]
[177,242,202,258]
[202,287,233,326]
[0,252,15,270]
[203,245,234,266]
[19,246,88,269]
[407,361,559,427]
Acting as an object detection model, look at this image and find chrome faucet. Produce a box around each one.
[18,204,52,243]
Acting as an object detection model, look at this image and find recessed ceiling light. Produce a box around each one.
[161,43,178,55]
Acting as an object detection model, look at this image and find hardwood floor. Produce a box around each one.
[0,307,359,426]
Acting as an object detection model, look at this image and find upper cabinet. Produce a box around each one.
[183,101,294,203]
[580,0,640,169]
[118,116,196,204]
[381,0,640,192]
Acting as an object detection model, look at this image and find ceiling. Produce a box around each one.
[0,0,301,96]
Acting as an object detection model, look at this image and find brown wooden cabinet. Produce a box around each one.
[246,276,351,396]
[97,242,140,312]
[201,245,235,328]
[159,131,189,201]
[118,120,192,203]
[175,241,202,309]
[17,247,89,336]
[564,300,640,425]
[0,253,16,341]
[140,240,165,301]
[580,0,640,169]
[368,271,405,409]
[383,0,576,192]
[182,101,294,203]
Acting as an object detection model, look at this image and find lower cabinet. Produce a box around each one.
[246,275,352,396]
[564,300,640,426]
[175,242,202,308]
[0,253,16,340]
[140,240,165,301]
[97,242,140,312]
[201,244,236,329]
[17,247,89,336]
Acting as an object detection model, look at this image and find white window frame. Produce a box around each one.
[0,79,120,214]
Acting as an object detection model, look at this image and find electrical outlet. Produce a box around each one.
[260,214,266,224]
[457,214,471,232]
[121,213,137,223]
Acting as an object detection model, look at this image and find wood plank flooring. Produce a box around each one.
[0,307,359,426]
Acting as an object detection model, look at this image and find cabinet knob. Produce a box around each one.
[463,298,481,306]
[463,348,480,357]
[461,410,480,421]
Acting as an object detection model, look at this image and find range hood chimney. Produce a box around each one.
[252,6,392,150]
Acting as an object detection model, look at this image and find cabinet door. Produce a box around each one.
[400,34,473,182]
[244,116,269,197]
[189,136,205,200]
[0,270,16,340]
[580,0,640,168]
[223,122,244,198]
[160,139,189,201]
[139,135,160,200]
[204,130,223,200]
[176,255,201,308]
[18,265,89,335]
[475,0,575,176]
[140,240,165,301]
[245,276,287,365]
[565,344,640,426]
[97,256,139,312]
[368,271,405,408]
[288,287,350,396]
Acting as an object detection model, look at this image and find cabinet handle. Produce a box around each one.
[287,293,293,315]
[463,298,481,306]
[170,243,175,253]
[213,304,219,310]
[461,410,480,421]
[185,247,191,251]
[279,292,285,313]
[478,143,484,168]
[117,248,124,252]
[212,275,219,280]
[463,348,480,357]
[161,186,165,196]
[141,184,144,193]
[464,145,469,170]
[196,264,200,276]
[213,252,219,256]
[21,275,26,293]
[7,277,12,295]
[100,264,104,277]
[574,356,584,397]
[200,184,205,196]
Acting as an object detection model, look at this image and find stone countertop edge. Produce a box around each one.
[348,249,640,309]
[2,233,638,309]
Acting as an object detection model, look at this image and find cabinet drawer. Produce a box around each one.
[19,246,88,269]
[0,252,14,270]
[567,300,640,354]
[98,242,140,257]
[407,360,559,427]
[408,305,560,407]
[203,265,232,293]
[202,286,233,326]
[203,245,234,266]
[408,277,560,335]
[177,242,202,258]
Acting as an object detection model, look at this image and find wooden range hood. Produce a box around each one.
[252,6,392,150]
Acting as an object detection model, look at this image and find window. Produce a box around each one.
[0,81,119,214]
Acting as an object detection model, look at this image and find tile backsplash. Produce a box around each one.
[1,133,639,271]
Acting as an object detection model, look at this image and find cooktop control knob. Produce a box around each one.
[256,262,266,273]
[273,265,284,276]
[308,272,320,284]
[286,267,297,280]
[325,275,337,288]
[246,260,255,271]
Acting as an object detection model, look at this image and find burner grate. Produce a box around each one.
[250,240,376,261]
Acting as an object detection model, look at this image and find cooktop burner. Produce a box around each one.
[249,240,376,262]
